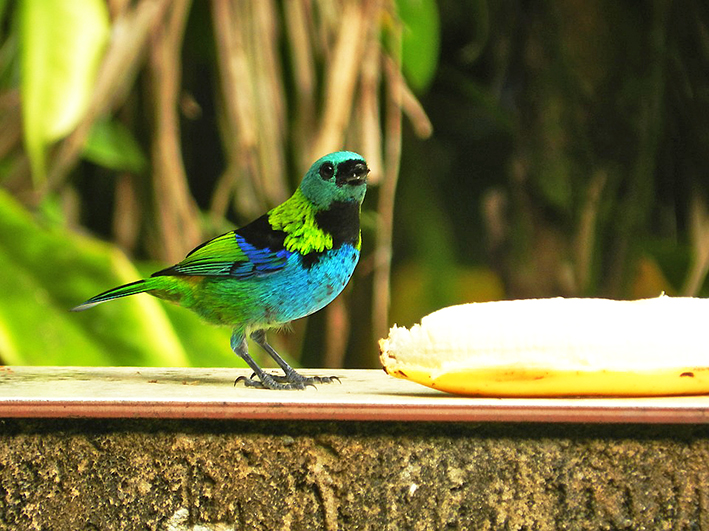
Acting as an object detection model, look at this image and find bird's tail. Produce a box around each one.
[71,280,150,311]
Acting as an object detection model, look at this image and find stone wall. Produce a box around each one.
[1,419,707,530]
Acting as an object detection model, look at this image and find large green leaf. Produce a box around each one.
[397,0,440,92]
[19,0,110,183]
[0,189,190,366]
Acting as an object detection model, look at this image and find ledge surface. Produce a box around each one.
[1,366,709,423]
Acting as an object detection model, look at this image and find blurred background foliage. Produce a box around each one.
[0,0,708,368]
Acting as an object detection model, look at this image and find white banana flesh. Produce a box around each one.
[379,296,709,397]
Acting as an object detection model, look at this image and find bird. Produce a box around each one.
[73,151,369,390]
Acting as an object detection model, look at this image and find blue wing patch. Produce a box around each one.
[152,231,291,279]
[228,235,291,278]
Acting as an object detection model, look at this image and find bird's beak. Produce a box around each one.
[345,163,369,185]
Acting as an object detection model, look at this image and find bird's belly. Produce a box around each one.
[194,244,359,327]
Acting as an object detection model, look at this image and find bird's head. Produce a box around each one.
[300,151,369,209]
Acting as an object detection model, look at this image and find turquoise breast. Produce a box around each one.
[271,243,360,322]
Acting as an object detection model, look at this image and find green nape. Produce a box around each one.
[268,188,333,255]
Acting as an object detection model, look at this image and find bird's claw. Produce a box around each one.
[305,375,341,384]
[234,375,267,388]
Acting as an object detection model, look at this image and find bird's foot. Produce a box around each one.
[234,371,341,390]
[234,372,310,390]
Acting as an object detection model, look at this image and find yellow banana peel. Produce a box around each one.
[379,296,709,397]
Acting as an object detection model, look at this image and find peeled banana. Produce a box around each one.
[379,296,709,397]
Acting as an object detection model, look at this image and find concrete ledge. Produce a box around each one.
[2,366,709,423]
[2,367,709,528]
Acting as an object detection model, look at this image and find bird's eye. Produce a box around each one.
[319,162,335,180]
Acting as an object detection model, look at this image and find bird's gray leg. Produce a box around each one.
[230,330,301,390]
[249,329,340,387]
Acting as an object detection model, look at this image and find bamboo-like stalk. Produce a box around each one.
[310,0,373,158]
[372,51,403,351]
[250,0,288,205]
[358,35,383,183]
[575,170,606,294]
[284,0,317,173]
[397,71,433,140]
[210,0,262,221]
[324,296,350,369]
[682,195,709,296]
[148,0,202,262]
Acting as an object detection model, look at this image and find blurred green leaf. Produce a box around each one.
[397,0,440,92]
[0,189,190,366]
[0,248,110,365]
[19,0,109,183]
[83,119,148,174]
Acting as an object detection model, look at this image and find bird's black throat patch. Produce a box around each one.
[300,200,360,269]
[316,200,360,248]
